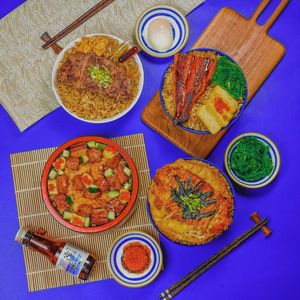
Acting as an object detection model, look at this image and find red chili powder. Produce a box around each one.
[121,242,151,274]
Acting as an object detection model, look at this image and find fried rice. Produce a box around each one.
[55,35,141,121]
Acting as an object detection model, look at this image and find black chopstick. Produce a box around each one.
[42,0,114,50]
[160,218,268,300]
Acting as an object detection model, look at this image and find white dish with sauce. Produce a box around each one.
[135,5,189,58]
[107,231,163,288]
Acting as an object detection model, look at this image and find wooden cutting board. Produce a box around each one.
[141,0,289,158]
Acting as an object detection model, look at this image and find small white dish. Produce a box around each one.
[52,34,144,124]
[135,5,189,58]
[107,231,163,288]
[225,132,281,189]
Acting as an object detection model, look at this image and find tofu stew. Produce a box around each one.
[42,137,138,232]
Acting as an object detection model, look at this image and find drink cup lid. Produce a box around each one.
[15,227,30,244]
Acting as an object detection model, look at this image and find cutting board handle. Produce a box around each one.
[250,0,289,32]
[250,0,271,21]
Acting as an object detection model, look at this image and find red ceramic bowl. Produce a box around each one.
[41,136,139,233]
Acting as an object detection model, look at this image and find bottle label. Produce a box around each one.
[56,243,89,277]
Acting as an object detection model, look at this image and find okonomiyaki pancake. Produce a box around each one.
[148,159,234,245]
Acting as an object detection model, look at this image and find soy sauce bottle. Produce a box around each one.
[15,227,96,280]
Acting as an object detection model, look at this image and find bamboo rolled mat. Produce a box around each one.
[10,133,160,292]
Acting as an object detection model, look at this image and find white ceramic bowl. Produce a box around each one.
[135,5,189,58]
[225,132,281,189]
[52,34,144,123]
[107,231,163,288]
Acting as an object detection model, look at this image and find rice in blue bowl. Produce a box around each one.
[160,48,248,134]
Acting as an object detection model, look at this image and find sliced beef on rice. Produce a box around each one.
[57,52,132,100]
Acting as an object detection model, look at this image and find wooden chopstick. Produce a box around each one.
[42,0,114,50]
[160,218,269,300]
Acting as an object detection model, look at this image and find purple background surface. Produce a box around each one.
[0,1,299,299]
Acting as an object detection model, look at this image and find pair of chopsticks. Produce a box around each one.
[41,0,137,62]
[42,0,114,50]
[160,213,271,300]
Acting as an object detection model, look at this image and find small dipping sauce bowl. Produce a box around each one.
[135,5,189,58]
[107,231,163,287]
[225,132,281,189]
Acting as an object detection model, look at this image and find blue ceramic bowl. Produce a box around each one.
[225,132,281,189]
[135,5,189,58]
[147,158,235,245]
[160,48,248,134]
[107,231,163,287]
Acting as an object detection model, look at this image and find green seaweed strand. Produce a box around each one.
[229,137,273,181]
[211,56,247,99]
[171,176,216,220]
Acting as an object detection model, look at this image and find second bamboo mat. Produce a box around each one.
[10,133,159,292]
